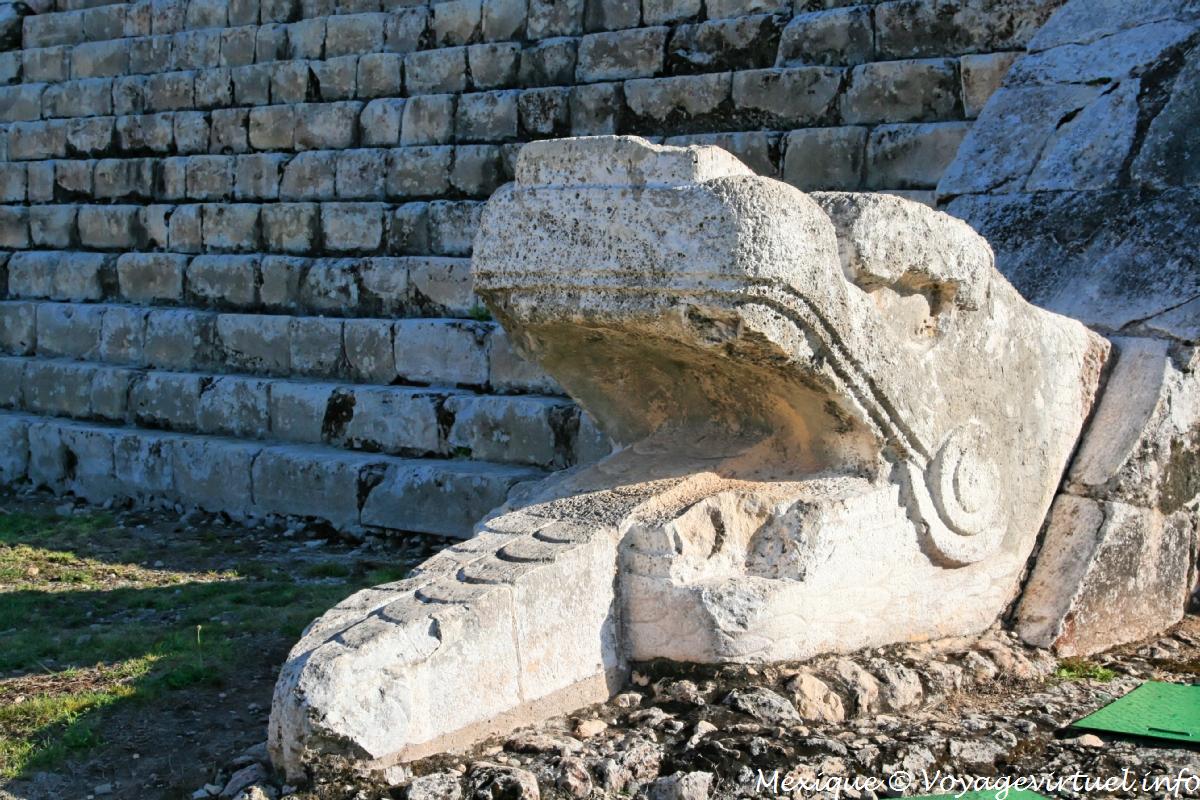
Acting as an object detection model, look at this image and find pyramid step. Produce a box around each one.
[0,354,600,468]
[0,409,545,536]
[0,199,483,258]
[20,3,445,54]
[0,300,560,393]
[0,59,975,130]
[0,144,508,201]
[776,3,1051,68]
[3,250,481,320]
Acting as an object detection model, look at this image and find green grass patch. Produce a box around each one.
[1055,657,1116,683]
[304,561,352,579]
[0,659,151,778]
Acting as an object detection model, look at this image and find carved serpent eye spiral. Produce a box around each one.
[930,424,1007,538]
[908,422,1009,566]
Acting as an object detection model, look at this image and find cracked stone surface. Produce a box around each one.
[939,0,1200,659]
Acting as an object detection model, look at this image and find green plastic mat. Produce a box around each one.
[912,792,1047,799]
[1070,681,1200,744]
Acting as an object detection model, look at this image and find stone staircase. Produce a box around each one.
[0,0,1061,535]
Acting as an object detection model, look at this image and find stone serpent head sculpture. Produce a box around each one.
[268,136,1107,780]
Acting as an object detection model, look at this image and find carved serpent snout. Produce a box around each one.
[474,136,1100,566]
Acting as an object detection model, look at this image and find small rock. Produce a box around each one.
[378,764,410,787]
[788,672,846,723]
[653,679,706,706]
[647,770,713,800]
[470,763,540,800]
[612,691,643,708]
[236,787,277,800]
[94,785,113,796]
[191,790,211,800]
[923,660,966,698]
[595,758,630,793]
[556,756,592,798]
[407,771,463,800]
[55,502,75,516]
[628,707,674,727]
[506,731,581,755]
[221,764,268,799]
[961,651,999,683]
[614,737,663,786]
[975,640,1038,680]
[1070,733,1105,748]
[948,738,1006,772]
[833,659,883,715]
[868,659,924,711]
[573,718,608,738]
[724,687,801,725]
[686,720,717,749]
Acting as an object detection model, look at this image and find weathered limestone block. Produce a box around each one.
[1016,496,1196,657]
[117,253,187,303]
[840,58,959,124]
[90,367,136,422]
[172,436,260,515]
[98,306,148,364]
[271,137,1105,779]
[186,254,261,309]
[782,125,866,190]
[113,430,176,499]
[445,394,572,467]
[357,459,543,535]
[777,6,873,67]
[22,359,93,417]
[0,414,30,483]
[266,381,330,446]
[130,371,202,430]
[197,376,271,439]
[0,301,36,356]
[57,424,121,503]
[865,121,971,190]
[344,319,398,384]
[394,318,490,386]
[576,28,669,82]
[0,359,23,408]
[1016,338,1199,654]
[468,43,521,92]
[333,386,443,456]
[1066,339,1199,510]
[36,302,104,359]
[289,317,346,377]
[666,14,785,74]
[519,38,579,87]
[218,312,292,375]
[143,308,217,370]
[252,446,380,527]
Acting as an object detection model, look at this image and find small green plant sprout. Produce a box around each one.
[1055,657,1116,682]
